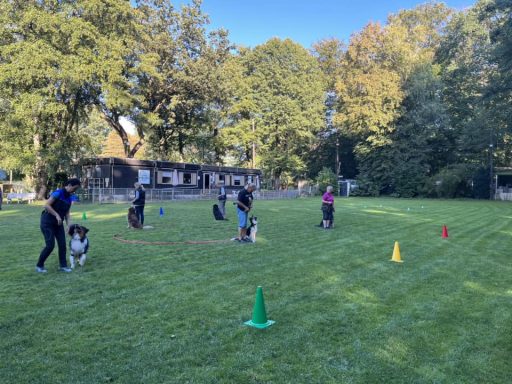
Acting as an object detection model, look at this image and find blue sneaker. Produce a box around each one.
[35,266,48,273]
[59,267,72,273]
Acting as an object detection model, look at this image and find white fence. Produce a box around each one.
[6,192,36,203]
[495,189,512,201]
[84,188,301,203]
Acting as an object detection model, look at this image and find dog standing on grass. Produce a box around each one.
[68,224,89,269]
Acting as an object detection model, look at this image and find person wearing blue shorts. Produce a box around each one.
[235,183,255,242]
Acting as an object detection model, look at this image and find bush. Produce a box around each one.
[315,167,338,195]
[423,164,474,198]
[350,175,380,196]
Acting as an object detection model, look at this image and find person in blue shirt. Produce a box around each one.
[36,178,81,273]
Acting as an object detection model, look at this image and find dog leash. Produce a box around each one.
[113,234,232,246]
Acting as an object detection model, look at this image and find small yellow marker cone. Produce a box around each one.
[391,241,403,263]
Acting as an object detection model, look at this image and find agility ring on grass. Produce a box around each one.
[113,234,232,246]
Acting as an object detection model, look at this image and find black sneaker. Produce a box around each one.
[35,266,48,273]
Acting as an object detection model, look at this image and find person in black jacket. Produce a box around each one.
[131,182,146,226]
[235,183,255,242]
[36,178,81,273]
[217,180,227,219]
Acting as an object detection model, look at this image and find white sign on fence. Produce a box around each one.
[138,170,150,184]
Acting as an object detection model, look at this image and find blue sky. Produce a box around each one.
[167,0,476,48]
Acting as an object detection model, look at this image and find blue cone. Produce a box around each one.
[159,207,164,217]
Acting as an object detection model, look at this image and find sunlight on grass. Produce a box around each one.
[375,337,410,365]
[78,211,127,220]
[345,288,381,307]
[0,209,24,216]
[363,209,407,217]
[464,281,502,297]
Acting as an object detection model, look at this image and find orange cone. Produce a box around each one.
[442,225,448,239]
[391,241,403,263]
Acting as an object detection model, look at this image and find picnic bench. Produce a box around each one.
[6,192,36,204]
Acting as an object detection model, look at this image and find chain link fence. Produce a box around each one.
[79,188,302,203]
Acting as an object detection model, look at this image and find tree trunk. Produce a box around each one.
[101,110,138,158]
[33,133,49,200]
[273,175,281,190]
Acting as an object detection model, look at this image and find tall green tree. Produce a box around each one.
[436,4,494,166]
[221,38,326,188]
[310,38,354,181]
[377,64,452,197]
[481,0,512,167]
[336,3,451,195]
[134,0,231,162]
[0,0,134,197]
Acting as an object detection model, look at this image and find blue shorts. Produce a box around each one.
[237,208,248,228]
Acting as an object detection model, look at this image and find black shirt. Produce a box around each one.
[238,188,253,208]
[133,189,146,206]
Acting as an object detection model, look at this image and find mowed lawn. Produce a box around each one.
[1,197,511,384]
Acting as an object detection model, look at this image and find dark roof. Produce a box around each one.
[81,157,261,174]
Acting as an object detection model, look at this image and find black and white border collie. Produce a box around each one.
[246,216,258,243]
[68,224,90,269]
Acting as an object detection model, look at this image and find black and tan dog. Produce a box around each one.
[68,224,90,269]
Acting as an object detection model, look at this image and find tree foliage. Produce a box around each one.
[0,0,133,197]
[2,0,512,196]
[220,39,326,188]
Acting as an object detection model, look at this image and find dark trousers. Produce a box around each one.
[135,205,145,225]
[37,220,67,268]
[218,199,226,218]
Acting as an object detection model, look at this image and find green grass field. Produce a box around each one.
[1,198,511,383]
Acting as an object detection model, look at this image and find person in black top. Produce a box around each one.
[131,182,146,226]
[217,180,227,219]
[36,178,81,273]
[236,183,255,242]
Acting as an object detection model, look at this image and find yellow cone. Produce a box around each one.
[391,241,403,263]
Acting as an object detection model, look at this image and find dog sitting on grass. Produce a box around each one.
[127,207,154,229]
[246,216,258,243]
[127,206,143,229]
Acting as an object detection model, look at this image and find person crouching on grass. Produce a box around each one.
[321,185,335,229]
[36,178,81,273]
[235,182,255,242]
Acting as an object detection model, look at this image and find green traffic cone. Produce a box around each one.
[82,212,87,220]
[244,286,275,329]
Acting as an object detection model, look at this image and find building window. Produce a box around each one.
[158,171,173,185]
[233,176,243,186]
[183,173,192,184]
